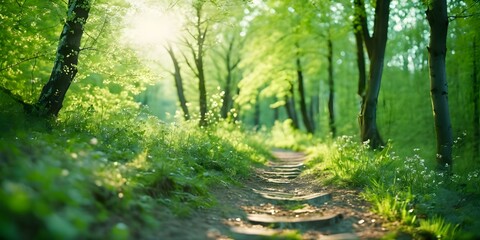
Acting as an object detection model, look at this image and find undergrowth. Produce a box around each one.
[258,119,319,151]
[303,136,480,239]
[0,99,269,239]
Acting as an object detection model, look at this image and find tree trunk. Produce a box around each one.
[285,82,299,129]
[36,0,90,117]
[296,56,314,133]
[354,21,367,104]
[196,32,208,127]
[327,37,336,137]
[310,95,319,129]
[221,71,232,119]
[253,97,260,128]
[355,0,390,149]
[220,38,240,119]
[185,3,209,127]
[166,46,190,121]
[426,0,453,170]
[473,36,479,157]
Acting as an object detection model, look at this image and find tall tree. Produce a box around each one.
[426,0,453,170]
[36,0,91,117]
[353,9,367,105]
[237,0,322,131]
[295,44,315,133]
[166,45,190,120]
[327,36,336,137]
[354,0,391,148]
[285,81,300,129]
[184,0,209,126]
[218,36,241,119]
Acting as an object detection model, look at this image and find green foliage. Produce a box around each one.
[0,98,269,238]
[304,135,480,238]
[417,216,459,240]
[257,120,319,151]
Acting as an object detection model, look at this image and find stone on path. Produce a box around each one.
[230,227,359,240]
[255,191,332,205]
[247,213,344,229]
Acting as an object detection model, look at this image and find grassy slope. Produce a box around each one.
[0,96,271,239]
[304,137,480,239]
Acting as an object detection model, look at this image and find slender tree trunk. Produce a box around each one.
[361,47,386,148]
[327,37,336,137]
[296,56,314,133]
[36,0,90,117]
[233,87,241,122]
[355,0,390,149]
[253,97,260,128]
[426,0,453,170]
[221,71,232,119]
[197,42,207,127]
[473,36,479,157]
[166,46,190,121]
[273,105,279,122]
[285,82,299,129]
[354,22,367,104]
[310,95,319,131]
[220,38,240,119]
[187,3,209,127]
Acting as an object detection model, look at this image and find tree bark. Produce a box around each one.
[296,56,314,133]
[185,2,209,127]
[355,0,390,149]
[36,0,90,117]
[310,95,319,129]
[353,20,367,104]
[253,97,260,128]
[285,82,299,129]
[196,21,208,127]
[327,37,336,137]
[426,0,453,170]
[166,46,190,121]
[221,38,240,119]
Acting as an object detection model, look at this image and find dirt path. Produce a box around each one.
[155,149,390,239]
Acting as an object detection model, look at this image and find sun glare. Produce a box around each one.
[123,1,184,58]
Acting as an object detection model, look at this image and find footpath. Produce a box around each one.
[221,149,387,239]
[156,149,388,239]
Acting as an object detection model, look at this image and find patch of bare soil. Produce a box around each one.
[153,151,391,239]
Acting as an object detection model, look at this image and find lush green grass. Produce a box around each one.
[302,135,480,239]
[0,99,270,239]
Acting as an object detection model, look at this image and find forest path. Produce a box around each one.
[155,149,389,239]
[218,149,388,239]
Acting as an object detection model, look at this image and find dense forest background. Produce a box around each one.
[1,0,480,239]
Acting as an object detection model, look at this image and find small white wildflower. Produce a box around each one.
[90,137,98,145]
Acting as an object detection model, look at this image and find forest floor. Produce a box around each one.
[153,150,394,240]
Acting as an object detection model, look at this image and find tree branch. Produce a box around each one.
[0,86,33,111]
[0,53,49,73]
